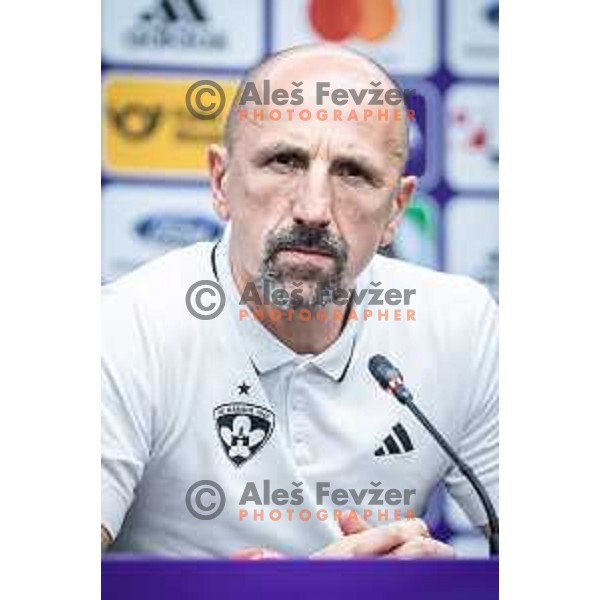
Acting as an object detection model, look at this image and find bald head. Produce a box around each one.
[224,44,410,170]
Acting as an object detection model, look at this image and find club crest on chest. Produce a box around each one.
[214,402,275,467]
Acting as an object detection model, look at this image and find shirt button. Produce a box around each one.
[294,439,311,463]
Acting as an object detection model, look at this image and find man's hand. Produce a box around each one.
[101,525,113,550]
[230,511,454,559]
[312,511,454,559]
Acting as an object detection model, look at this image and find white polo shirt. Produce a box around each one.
[102,228,498,556]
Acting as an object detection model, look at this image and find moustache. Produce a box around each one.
[265,225,348,263]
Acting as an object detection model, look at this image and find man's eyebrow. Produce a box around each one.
[330,152,385,177]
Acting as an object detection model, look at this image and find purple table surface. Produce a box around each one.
[102,558,498,600]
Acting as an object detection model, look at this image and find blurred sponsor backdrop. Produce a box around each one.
[102,0,499,556]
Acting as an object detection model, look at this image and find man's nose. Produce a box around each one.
[292,162,333,229]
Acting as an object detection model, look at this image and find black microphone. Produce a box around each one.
[368,354,499,557]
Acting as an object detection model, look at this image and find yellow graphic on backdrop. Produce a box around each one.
[103,74,238,178]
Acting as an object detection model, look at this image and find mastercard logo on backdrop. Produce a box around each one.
[309,0,398,42]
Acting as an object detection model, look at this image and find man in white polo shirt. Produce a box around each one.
[102,45,498,558]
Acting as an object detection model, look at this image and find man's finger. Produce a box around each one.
[391,536,455,559]
[338,510,371,535]
[313,519,430,558]
[230,547,285,560]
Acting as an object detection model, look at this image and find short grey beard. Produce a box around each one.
[256,223,349,312]
[256,263,345,312]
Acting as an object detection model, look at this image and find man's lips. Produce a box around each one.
[277,246,335,258]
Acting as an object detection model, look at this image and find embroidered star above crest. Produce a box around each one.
[237,381,250,395]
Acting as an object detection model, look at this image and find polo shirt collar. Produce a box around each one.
[213,225,366,382]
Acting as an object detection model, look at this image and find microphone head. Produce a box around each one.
[368,354,403,390]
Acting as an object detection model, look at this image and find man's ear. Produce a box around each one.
[208,144,230,221]
[380,175,417,247]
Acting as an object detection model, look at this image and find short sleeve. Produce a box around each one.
[101,286,157,540]
[444,285,499,527]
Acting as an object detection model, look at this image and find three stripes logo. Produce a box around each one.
[126,0,226,52]
[140,0,208,23]
[374,422,414,456]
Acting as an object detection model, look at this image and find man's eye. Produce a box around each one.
[268,152,306,172]
[335,162,374,185]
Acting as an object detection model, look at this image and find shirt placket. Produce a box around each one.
[287,360,314,469]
